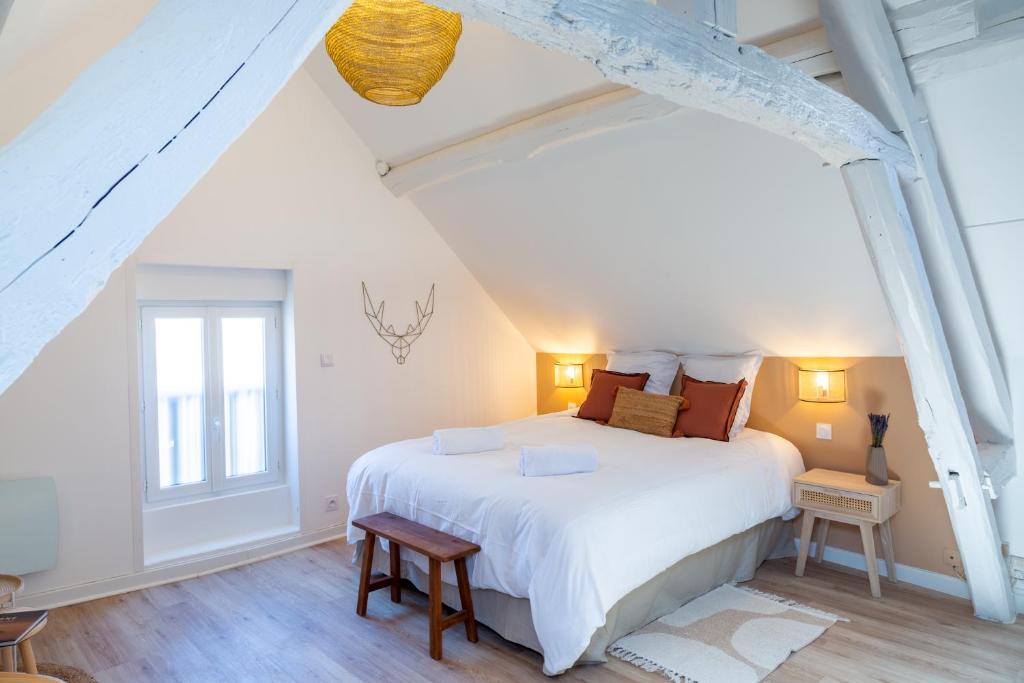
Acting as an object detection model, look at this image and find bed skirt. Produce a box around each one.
[357,517,794,666]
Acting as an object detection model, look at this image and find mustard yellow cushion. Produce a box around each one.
[607,387,686,437]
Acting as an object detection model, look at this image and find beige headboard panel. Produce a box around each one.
[535,353,955,578]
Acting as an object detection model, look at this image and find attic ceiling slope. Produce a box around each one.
[412,107,901,357]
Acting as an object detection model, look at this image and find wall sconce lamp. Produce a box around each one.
[554,362,585,389]
[798,369,846,403]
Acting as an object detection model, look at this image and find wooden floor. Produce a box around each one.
[28,540,1024,682]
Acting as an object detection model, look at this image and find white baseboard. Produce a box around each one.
[1014,584,1024,615]
[20,525,347,609]
[795,539,970,600]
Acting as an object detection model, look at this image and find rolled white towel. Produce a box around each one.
[519,444,598,477]
[432,427,505,455]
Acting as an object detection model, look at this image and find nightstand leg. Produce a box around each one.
[859,521,882,598]
[815,519,830,563]
[796,511,816,577]
[879,519,898,583]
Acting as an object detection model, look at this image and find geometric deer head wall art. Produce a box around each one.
[361,282,435,365]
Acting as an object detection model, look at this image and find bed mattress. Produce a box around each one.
[346,411,804,674]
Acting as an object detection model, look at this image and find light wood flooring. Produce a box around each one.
[28,540,1024,682]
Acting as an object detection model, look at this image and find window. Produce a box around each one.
[140,304,283,503]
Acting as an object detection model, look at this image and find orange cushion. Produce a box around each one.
[576,369,649,422]
[673,375,747,441]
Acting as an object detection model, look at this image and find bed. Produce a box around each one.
[346,410,804,675]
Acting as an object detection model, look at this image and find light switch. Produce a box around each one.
[816,423,832,440]
[320,353,335,368]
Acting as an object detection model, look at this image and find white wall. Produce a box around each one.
[916,53,1024,556]
[0,33,535,599]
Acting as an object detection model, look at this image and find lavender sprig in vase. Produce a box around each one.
[866,413,890,485]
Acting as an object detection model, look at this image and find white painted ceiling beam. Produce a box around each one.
[382,24,857,198]
[435,0,913,172]
[889,0,979,57]
[906,9,1024,85]
[841,159,1016,623]
[821,0,1014,453]
[0,0,350,394]
[382,87,685,196]
[825,0,1016,621]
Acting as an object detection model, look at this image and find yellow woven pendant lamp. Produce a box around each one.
[325,0,462,106]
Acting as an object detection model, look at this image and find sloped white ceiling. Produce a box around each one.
[411,108,899,356]
[307,4,900,357]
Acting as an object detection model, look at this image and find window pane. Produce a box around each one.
[221,317,268,478]
[154,318,207,488]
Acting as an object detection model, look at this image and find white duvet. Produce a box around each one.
[346,411,804,675]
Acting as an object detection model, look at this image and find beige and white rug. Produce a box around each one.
[608,584,846,683]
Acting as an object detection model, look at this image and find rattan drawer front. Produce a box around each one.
[795,483,879,521]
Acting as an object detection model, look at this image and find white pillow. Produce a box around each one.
[679,352,763,438]
[606,351,680,395]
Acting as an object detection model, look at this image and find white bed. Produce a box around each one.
[346,411,804,675]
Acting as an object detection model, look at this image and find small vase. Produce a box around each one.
[866,446,889,485]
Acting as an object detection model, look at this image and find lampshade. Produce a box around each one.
[798,369,847,403]
[554,363,585,389]
[325,0,462,107]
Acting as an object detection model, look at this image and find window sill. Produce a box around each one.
[144,524,300,568]
[143,484,296,566]
[144,481,287,511]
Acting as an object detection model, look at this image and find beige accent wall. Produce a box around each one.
[536,353,956,577]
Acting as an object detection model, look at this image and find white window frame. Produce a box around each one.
[139,302,284,505]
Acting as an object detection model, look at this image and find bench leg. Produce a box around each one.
[357,532,377,617]
[454,557,478,643]
[390,542,402,603]
[428,558,443,660]
[1,646,13,672]
[18,640,37,675]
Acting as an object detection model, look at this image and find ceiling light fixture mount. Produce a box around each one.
[325,0,462,107]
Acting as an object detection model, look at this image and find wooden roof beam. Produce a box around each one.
[823,0,1016,623]
[381,18,875,198]
[435,0,913,172]
[0,0,351,394]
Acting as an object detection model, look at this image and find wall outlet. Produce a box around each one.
[568,401,578,410]
[325,495,339,512]
[942,546,961,567]
[815,423,832,440]
[320,352,335,368]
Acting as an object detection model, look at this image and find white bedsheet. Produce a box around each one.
[346,411,804,675]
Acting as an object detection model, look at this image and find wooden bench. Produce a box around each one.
[352,512,481,660]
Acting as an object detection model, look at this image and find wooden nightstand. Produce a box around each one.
[793,468,902,598]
